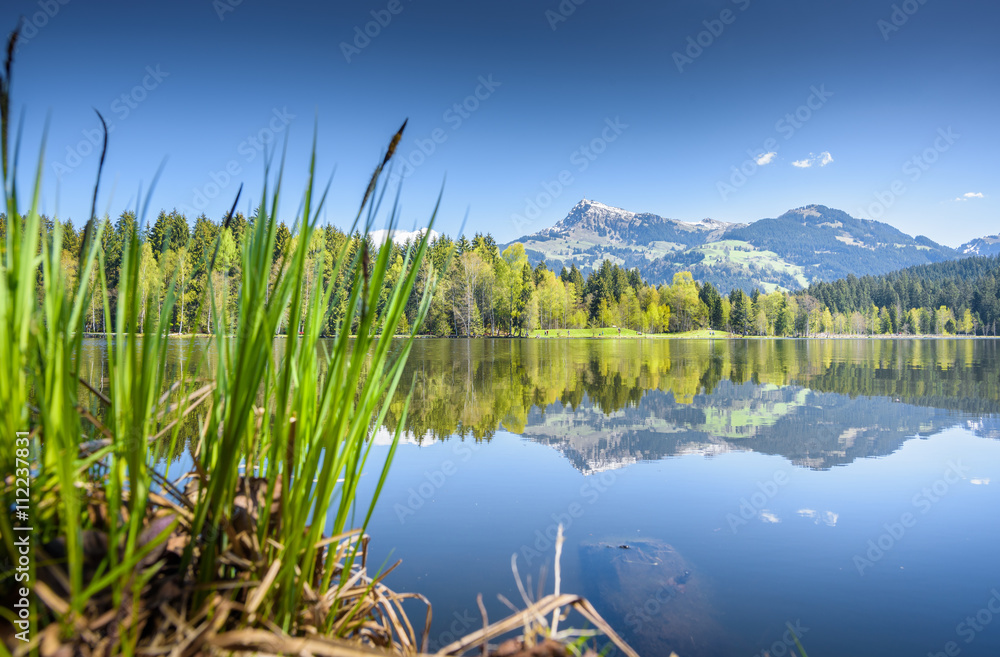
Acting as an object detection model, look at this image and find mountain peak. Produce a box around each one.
[567,198,634,217]
[784,204,832,219]
[552,199,636,232]
[538,200,746,242]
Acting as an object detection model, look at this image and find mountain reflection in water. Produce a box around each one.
[384,338,1000,471]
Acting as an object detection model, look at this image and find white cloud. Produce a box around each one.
[792,151,833,169]
[955,192,985,201]
[971,478,990,485]
[798,509,838,526]
[756,151,777,166]
[760,511,781,524]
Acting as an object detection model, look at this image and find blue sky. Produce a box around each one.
[2,0,997,247]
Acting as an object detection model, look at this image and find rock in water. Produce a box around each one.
[578,538,728,657]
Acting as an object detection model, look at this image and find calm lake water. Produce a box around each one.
[356,338,1000,657]
[86,337,1000,656]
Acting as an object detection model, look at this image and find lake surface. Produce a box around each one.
[84,337,1000,656]
[355,338,1000,657]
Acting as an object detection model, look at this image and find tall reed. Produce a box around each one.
[0,24,440,653]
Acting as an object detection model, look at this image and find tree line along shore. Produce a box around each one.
[4,209,998,339]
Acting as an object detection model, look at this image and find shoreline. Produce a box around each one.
[430,331,998,340]
[79,332,999,340]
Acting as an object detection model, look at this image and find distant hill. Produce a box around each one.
[959,234,1000,257]
[506,200,962,292]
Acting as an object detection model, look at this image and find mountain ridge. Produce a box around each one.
[505,199,969,292]
[959,233,1000,257]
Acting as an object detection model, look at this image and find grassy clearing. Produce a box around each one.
[526,327,732,339]
[528,327,637,338]
[689,239,809,291]
[666,329,732,338]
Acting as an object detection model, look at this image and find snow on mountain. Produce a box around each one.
[958,234,1000,257]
